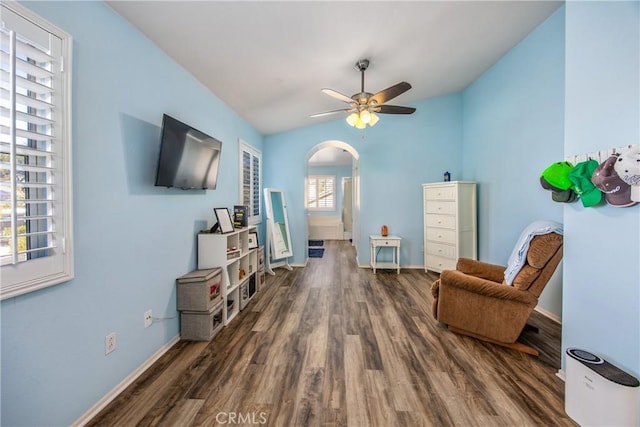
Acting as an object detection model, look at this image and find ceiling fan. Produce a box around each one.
[311,59,416,129]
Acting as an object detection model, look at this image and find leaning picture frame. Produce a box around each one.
[214,207,234,234]
[248,231,258,249]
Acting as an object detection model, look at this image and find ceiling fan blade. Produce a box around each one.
[376,105,416,115]
[369,82,412,105]
[310,109,350,118]
[321,88,355,104]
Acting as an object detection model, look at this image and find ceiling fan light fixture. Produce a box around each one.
[360,110,371,124]
[346,112,359,127]
[345,110,379,128]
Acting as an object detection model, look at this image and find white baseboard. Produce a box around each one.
[72,335,181,427]
[534,306,562,324]
[556,369,566,382]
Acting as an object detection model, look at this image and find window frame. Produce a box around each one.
[306,175,336,211]
[238,139,262,226]
[0,1,74,300]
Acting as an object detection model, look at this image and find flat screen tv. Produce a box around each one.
[155,114,222,190]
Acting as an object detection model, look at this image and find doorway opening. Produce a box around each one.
[305,141,360,263]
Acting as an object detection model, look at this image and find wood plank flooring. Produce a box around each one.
[88,240,575,427]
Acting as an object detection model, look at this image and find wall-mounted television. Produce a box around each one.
[155,114,222,190]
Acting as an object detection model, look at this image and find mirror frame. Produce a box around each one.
[263,188,293,260]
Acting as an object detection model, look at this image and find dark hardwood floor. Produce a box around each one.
[88,240,574,426]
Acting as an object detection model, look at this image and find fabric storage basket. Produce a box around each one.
[240,274,257,310]
[181,301,224,341]
[176,268,222,312]
[258,246,264,268]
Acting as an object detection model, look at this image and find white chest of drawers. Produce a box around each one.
[423,181,477,273]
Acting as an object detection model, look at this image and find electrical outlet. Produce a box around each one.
[105,332,116,355]
[144,310,152,328]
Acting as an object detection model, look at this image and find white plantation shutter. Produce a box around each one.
[0,2,73,300]
[252,153,260,216]
[307,175,335,210]
[239,140,261,224]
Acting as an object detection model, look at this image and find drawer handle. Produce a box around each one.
[438,234,443,238]
[437,249,442,253]
[437,220,442,224]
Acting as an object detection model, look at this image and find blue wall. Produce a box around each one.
[462,7,565,315]
[264,94,463,268]
[563,1,639,377]
[3,1,637,425]
[1,2,263,425]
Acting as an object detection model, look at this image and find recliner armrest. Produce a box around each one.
[456,258,506,283]
[440,270,537,305]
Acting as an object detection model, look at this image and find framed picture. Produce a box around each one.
[214,208,234,234]
[248,231,258,249]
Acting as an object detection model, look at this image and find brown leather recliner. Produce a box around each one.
[431,232,563,355]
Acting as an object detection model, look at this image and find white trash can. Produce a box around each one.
[565,348,639,426]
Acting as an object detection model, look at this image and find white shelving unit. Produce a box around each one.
[198,226,258,325]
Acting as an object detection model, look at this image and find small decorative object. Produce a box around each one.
[213,207,234,233]
[239,268,246,279]
[381,225,388,237]
[233,205,248,228]
[248,231,258,249]
[444,171,451,182]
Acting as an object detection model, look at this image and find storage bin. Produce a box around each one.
[180,301,224,341]
[176,268,222,312]
[258,246,264,268]
[240,274,257,310]
[227,299,235,319]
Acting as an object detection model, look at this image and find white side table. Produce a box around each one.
[370,235,401,274]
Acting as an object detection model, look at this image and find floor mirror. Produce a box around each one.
[264,188,293,274]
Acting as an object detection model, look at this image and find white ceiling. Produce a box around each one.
[106,1,562,136]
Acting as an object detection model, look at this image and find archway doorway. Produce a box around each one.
[305,141,360,263]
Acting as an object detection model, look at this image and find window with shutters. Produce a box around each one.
[306,175,335,211]
[238,140,261,225]
[0,2,73,300]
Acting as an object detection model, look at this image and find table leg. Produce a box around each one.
[371,244,376,274]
